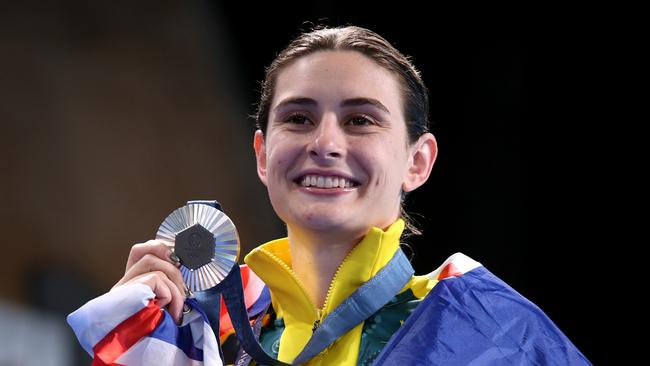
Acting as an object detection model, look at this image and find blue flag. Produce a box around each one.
[373,261,591,365]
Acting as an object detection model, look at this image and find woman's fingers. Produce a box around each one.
[115,253,185,296]
[125,240,176,273]
[122,271,185,324]
[113,239,187,324]
[159,275,185,324]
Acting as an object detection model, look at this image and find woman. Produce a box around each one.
[68,26,590,365]
[243,25,437,365]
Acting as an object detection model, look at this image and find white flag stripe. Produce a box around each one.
[425,252,481,280]
[67,283,155,355]
[115,337,206,366]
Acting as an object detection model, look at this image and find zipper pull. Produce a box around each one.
[313,308,323,331]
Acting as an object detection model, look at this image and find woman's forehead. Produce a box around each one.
[272,50,403,110]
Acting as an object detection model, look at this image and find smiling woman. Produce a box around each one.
[253,50,437,314]
[67,25,591,366]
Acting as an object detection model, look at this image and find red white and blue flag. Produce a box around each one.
[67,282,223,366]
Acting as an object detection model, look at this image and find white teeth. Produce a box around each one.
[299,174,357,188]
[325,177,333,188]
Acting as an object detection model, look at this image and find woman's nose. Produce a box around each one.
[307,116,345,161]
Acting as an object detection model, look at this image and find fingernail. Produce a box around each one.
[169,249,181,265]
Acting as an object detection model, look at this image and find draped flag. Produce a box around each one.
[67,283,223,366]
[372,253,592,365]
[68,255,591,365]
[68,264,270,366]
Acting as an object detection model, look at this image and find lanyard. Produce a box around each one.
[190,201,414,365]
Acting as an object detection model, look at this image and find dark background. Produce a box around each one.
[1,1,623,364]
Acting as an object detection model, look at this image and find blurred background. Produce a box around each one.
[1,1,621,365]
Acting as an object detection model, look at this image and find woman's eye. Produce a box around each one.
[348,115,374,126]
[284,113,311,125]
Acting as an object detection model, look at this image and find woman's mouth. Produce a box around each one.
[295,174,361,189]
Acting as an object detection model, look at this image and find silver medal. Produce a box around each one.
[156,203,240,292]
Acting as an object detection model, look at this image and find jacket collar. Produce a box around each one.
[244,219,406,361]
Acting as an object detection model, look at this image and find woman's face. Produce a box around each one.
[254,50,435,237]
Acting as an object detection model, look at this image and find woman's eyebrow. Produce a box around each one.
[274,97,317,113]
[274,97,390,115]
[341,97,391,115]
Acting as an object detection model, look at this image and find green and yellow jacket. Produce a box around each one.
[226,219,437,365]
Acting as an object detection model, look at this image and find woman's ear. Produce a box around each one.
[253,130,268,186]
[402,133,438,192]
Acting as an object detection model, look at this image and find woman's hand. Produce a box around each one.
[112,240,186,324]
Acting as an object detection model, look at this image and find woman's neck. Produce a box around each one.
[287,227,365,309]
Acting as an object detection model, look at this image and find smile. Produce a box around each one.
[297,174,360,189]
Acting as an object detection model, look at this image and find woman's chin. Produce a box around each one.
[290,210,358,233]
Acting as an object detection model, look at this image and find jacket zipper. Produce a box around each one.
[313,248,356,333]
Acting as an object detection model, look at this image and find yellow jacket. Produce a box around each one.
[244,220,437,365]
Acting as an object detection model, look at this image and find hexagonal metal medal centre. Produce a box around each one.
[175,223,215,270]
